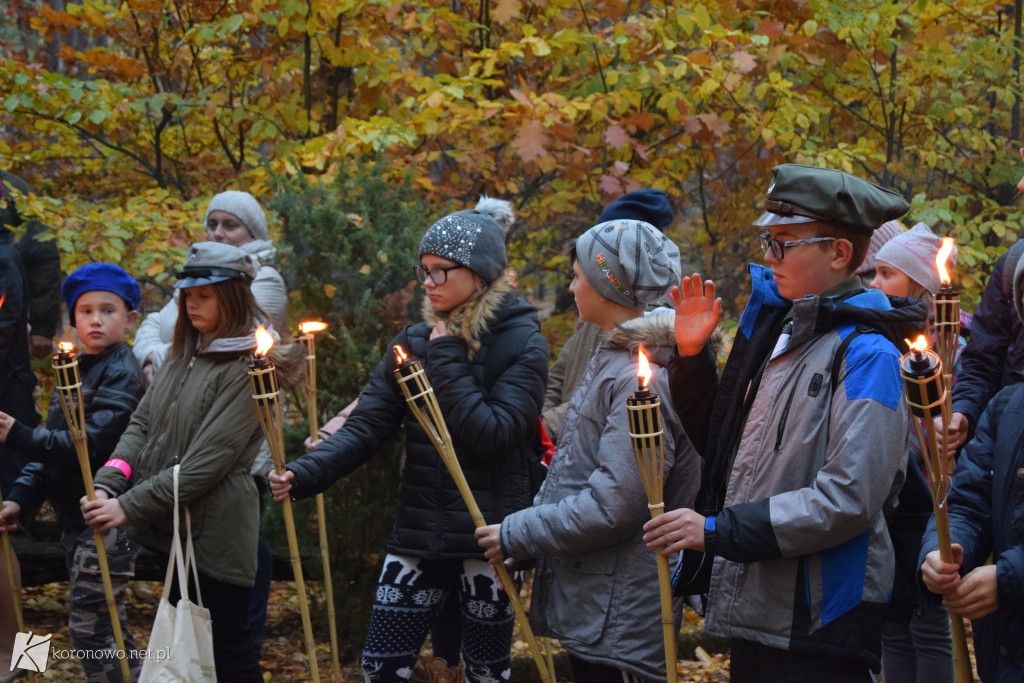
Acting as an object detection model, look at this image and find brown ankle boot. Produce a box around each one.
[424,657,465,683]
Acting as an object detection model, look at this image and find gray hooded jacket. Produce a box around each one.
[500,313,700,682]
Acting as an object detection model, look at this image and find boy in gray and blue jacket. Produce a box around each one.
[645,164,928,681]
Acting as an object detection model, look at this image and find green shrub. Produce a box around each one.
[264,159,433,658]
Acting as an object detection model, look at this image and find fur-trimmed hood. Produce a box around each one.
[604,311,726,360]
[422,272,518,359]
[604,311,677,351]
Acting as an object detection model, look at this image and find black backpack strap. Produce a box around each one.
[830,324,876,396]
[1001,240,1024,298]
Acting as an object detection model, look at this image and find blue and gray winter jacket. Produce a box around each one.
[670,264,927,670]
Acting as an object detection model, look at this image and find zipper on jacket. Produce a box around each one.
[774,364,806,452]
[148,353,199,466]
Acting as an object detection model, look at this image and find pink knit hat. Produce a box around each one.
[874,223,955,293]
[856,219,905,275]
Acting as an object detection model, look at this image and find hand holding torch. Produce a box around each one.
[627,346,678,683]
[392,346,553,683]
[298,321,339,681]
[52,341,132,682]
[249,327,321,683]
[900,336,972,683]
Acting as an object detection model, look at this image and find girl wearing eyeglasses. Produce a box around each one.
[270,196,548,683]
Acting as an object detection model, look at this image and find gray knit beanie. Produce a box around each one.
[418,196,513,283]
[875,222,952,293]
[204,190,268,240]
[576,219,681,309]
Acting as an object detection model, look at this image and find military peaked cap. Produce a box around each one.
[753,164,910,237]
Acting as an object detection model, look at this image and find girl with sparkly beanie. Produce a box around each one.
[270,197,549,683]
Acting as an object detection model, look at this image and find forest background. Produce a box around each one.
[3,0,1024,665]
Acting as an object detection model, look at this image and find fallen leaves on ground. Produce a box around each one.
[19,580,978,682]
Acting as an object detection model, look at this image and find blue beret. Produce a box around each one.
[62,263,141,327]
[598,189,675,229]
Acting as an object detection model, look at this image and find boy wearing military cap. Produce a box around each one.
[0,263,145,682]
[644,164,928,680]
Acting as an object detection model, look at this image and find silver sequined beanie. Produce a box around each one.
[418,196,513,283]
[576,219,682,309]
[204,190,269,240]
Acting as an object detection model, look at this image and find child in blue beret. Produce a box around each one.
[0,262,146,681]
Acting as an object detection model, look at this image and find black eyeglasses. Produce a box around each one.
[758,233,837,260]
[413,264,466,285]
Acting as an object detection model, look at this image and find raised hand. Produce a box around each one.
[670,274,722,357]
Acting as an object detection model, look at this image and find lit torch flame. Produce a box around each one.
[58,341,74,354]
[394,345,408,364]
[254,325,275,357]
[906,335,929,352]
[637,345,653,389]
[0,291,5,312]
[299,321,328,335]
[936,238,955,286]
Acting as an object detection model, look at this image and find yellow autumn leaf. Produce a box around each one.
[323,284,337,298]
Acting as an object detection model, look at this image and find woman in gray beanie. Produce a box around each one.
[131,190,288,659]
[133,190,287,384]
[270,196,549,683]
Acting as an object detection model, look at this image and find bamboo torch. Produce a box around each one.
[627,346,678,683]
[900,336,973,683]
[391,345,553,683]
[248,327,321,683]
[52,341,132,683]
[297,320,339,681]
[0,293,25,645]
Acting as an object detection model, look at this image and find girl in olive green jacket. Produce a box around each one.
[83,242,301,682]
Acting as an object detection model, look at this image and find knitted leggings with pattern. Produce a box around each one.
[361,554,516,682]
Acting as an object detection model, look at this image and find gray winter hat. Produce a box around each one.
[204,190,268,240]
[175,241,258,289]
[418,196,513,283]
[576,219,682,309]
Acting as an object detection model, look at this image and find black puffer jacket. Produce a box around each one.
[6,341,145,529]
[288,277,549,558]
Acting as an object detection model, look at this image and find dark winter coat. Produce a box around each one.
[6,342,145,530]
[951,251,1024,435]
[919,378,1024,683]
[287,276,549,559]
[669,264,928,671]
[1,170,62,340]
[0,228,38,491]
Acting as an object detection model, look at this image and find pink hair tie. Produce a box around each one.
[103,459,132,480]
